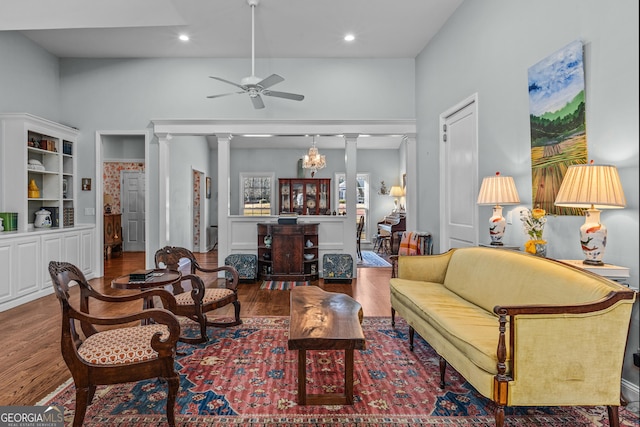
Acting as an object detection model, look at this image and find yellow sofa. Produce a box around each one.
[390,247,636,427]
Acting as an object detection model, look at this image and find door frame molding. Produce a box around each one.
[438,93,479,251]
[95,130,151,276]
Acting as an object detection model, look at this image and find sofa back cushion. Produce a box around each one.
[443,247,617,314]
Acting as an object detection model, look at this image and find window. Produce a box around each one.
[335,173,370,241]
[240,173,274,216]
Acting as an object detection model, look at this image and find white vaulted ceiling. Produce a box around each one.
[0,0,463,59]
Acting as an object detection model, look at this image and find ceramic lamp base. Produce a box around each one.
[489,206,506,245]
[579,208,606,265]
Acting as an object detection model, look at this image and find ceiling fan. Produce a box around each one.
[207,0,304,109]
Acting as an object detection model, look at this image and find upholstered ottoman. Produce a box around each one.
[322,253,353,283]
[224,254,258,282]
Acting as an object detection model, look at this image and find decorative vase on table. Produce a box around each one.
[521,207,547,257]
[533,242,547,257]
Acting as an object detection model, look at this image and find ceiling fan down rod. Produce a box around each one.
[248,0,259,78]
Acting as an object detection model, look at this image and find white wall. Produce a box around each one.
[0,32,60,121]
[102,135,145,159]
[168,135,210,248]
[415,0,639,394]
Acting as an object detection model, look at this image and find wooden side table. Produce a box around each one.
[558,260,631,287]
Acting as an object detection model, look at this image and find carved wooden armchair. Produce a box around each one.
[154,246,241,344]
[48,261,180,427]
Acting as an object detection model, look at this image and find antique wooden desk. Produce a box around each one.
[288,286,366,405]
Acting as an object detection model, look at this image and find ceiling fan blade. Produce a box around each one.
[263,90,305,101]
[257,74,284,89]
[251,94,265,109]
[206,91,245,99]
[209,76,247,90]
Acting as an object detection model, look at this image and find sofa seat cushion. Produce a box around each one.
[391,278,510,375]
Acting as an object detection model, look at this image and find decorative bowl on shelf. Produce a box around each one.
[304,253,314,260]
[263,253,271,260]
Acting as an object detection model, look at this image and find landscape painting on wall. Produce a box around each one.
[528,39,587,216]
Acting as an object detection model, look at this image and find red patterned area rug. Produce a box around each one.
[41,316,639,426]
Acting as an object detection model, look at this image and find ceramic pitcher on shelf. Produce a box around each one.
[34,209,52,228]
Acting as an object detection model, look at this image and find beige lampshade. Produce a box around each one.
[104,194,114,206]
[554,162,626,209]
[477,172,520,206]
[389,186,405,197]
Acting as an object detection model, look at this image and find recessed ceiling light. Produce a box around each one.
[344,34,355,42]
[179,34,190,42]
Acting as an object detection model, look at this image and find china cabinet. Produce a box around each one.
[257,223,319,281]
[278,178,330,215]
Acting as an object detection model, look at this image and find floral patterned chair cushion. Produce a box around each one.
[224,254,258,281]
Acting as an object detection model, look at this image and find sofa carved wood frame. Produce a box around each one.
[393,286,636,427]
[49,261,181,427]
[490,289,635,427]
[154,246,242,344]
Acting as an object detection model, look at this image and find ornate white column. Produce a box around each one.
[216,134,232,267]
[404,133,417,232]
[156,132,172,247]
[344,134,359,275]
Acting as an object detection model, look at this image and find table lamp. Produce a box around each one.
[389,186,405,212]
[477,172,521,246]
[554,161,626,265]
[104,193,114,214]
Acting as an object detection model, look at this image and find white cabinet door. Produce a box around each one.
[0,242,13,303]
[63,231,81,267]
[14,236,41,297]
[80,228,95,276]
[42,233,64,289]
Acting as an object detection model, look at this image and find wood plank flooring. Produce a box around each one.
[0,251,392,406]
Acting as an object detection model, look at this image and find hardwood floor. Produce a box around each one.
[0,251,393,406]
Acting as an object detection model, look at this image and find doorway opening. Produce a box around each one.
[96,131,150,276]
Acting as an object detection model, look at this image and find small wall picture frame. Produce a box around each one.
[81,178,92,191]
[206,177,211,199]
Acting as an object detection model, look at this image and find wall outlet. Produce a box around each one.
[84,207,95,216]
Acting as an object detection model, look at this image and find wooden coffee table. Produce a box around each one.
[288,286,366,405]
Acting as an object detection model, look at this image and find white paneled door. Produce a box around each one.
[440,94,479,250]
[122,171,145,252]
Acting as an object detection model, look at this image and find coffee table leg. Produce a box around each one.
[345,349,354,404]
[298,349,307,405]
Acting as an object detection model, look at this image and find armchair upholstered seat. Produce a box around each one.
[155,246,241,344]
[49,261,180,427]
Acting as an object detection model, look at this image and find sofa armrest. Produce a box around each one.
[493,289,636,406]
[396,250,453,282]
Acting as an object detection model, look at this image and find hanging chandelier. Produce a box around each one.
[302,136,326,177]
